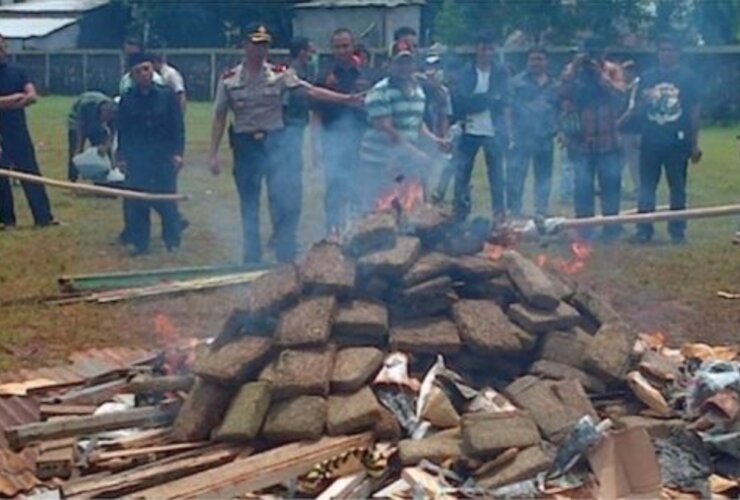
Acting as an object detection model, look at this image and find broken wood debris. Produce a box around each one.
[2,204,737,499]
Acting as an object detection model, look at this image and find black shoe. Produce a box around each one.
[35,219,64,228]
[628,232,652,244]
[179,218,190,233]
[166,243,180,253]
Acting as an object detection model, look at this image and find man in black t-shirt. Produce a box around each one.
[631,35,701,244]
[0,34,56,228]
[313,28,373,234]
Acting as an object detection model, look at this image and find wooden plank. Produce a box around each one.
[128,375,194,395]
[43,379,129,406]
[316,472,367,500]
[40,404,97,418]
[5,404,178,451]
[100,428,172,450]
[402,467,452,499]
[36,442,76,480]
[63,446,242,498]
[90,442,208,464]
[131,433,374,499]
[0,168,188,202]
[373,478,411,498]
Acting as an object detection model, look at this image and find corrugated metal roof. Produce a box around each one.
[0,0,108,14]
[0,447,39,497]
[0,346,155,387]
[0,17,77,39]
[296,0,424,8]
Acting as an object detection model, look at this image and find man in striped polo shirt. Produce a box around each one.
[358,42,448,211]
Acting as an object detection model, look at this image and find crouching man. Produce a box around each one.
[117,53,184,256]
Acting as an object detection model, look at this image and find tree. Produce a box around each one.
[114,0,300,48]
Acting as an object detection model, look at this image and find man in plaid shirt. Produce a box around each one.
[560,37,625,241]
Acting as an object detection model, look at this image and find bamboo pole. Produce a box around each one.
[0,169,187,202]
[555,203,740,230]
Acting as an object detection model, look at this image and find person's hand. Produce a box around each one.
[116,160,127,173]
[347,92,366,108]
[97,145,110,157]
[172,155,184,171]
[435,136,452,153]
[19,93,37,108]
[208,154,221,176]
[691,145,703,164]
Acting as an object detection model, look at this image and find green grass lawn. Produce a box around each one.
[0,95,737,371]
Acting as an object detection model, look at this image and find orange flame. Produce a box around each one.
[534,240,593,275]
[375,177,424,213]
[154,313,179,346]
[154,313,197,374]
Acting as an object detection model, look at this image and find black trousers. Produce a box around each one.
[232,129,301,264]
[126,160,180,252]
[453,134,506,220]
[637,141,690,239]
[0,130,53,226]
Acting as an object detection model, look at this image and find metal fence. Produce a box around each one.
[9,47,740,121]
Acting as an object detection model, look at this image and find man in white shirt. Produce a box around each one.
[153,54,187,113]
[450,30,510,222]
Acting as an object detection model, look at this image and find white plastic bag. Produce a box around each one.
[73,147,111,181]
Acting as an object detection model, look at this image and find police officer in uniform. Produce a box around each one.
[208,24,359,264]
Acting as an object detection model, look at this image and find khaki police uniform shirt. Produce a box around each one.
[214,62,307,134]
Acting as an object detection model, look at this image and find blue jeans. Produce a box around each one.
[506,142,554,216]
[559,148,576,200]
[453,134,505,220]
[572,149,623,239]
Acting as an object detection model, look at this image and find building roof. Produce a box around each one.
[296,0,424,8]
[0,0,108,14]
[0,17,77,39]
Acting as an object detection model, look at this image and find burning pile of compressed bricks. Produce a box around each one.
[5,206,737,498]
[169,206,643,494]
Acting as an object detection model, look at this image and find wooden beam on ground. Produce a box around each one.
[63,445,243,498]
[100,428,172,450]
[40,404,97,418]
[0,168,187,202]
[89,442,209,464]
[130,433,374,499]
[316,472,367,500]
[128,375,194,396]
[42,379,130,406]
[5,404,179,451]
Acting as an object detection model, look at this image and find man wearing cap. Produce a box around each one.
[208,23,361,264]
[67,91,117,182]
[117,52,185,256]
[358,42,448,210]
[0,33,57,229]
